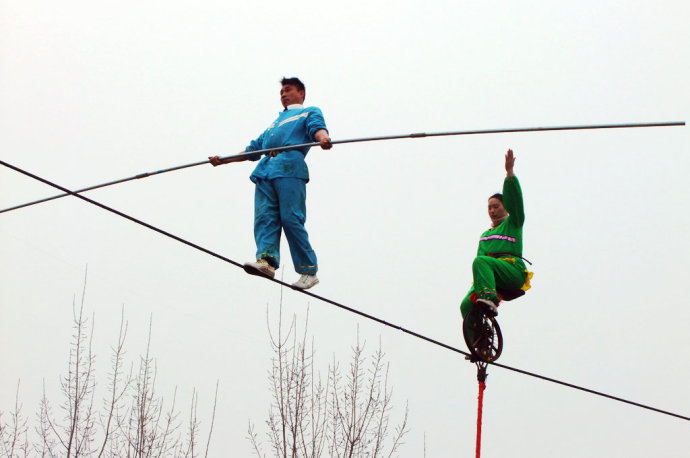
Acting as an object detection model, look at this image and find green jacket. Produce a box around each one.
[477,176,525,271]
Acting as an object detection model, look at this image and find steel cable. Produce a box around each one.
[1,158,688,422]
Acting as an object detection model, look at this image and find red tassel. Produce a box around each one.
[476,380,486,458]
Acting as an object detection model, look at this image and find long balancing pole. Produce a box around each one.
[1,121,684,214]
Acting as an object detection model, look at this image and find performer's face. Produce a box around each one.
[280,84,305,108]
[488,197,507,226]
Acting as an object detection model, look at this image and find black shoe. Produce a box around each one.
[476,298,498,317]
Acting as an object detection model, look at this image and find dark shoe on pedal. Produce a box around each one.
[476,298,498,317]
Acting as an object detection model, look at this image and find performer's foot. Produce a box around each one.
[243,258,275,279]
[476,298,498,317]
[292,273,319,290]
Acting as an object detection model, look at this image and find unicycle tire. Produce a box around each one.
[463,308,503,363]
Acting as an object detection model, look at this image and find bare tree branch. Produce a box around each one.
[97,306,131,458]
[247,421,265,458]
[60,269,97,457]
[0,379,29,458]
[252,302,408,458]
[203,381,219,458]
[35,380,59,457]
[183,389,198,458]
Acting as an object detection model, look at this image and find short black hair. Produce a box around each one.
[489,193,503,202]
[281,77,305,93]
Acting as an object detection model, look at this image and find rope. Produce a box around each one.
[2,158,690,423]
[1,121,684,214]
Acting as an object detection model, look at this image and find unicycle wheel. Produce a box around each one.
[463,308,503,363]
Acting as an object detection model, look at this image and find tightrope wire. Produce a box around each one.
[1,158,689,423]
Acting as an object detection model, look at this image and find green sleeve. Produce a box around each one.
[503,176,524,227]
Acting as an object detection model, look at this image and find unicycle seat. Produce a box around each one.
[496,287,525,302]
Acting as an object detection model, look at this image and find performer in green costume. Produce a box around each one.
[460,149,533,319]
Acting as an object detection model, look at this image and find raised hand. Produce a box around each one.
[505,149,515,177]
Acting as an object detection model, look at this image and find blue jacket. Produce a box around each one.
[246,106,328,183]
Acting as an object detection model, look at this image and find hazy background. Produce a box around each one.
[2,0,689,456]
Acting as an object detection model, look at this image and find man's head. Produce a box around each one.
[280,77,306,109]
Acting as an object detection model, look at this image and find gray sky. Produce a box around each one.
[2,0,689,456]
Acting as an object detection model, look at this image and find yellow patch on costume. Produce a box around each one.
[521,270,534,291]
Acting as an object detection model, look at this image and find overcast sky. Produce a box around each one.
[2,1,689,456]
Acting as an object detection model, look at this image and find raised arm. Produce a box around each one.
[505,148,515,178]
[502,149,524,226]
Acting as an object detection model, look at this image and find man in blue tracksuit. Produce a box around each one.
[209,77,331,289]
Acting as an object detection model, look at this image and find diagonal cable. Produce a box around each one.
[1,158,688,422]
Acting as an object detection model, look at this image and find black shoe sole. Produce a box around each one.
[243,263,274,279]
[477,301,498,318]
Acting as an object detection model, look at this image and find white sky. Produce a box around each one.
[1,0,689,456]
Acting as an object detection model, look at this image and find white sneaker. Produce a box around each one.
[476,298,498,317]
[292,273,319,290]
[243,258,275,279]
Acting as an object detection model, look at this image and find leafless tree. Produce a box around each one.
[32,278,98,457]
[248,302,408,458]
[96,307,131,458]
[35,381,59,457]
[203,381,219,458]
[327,331,408,458]
[111,317,215,458]
[1,272,217,457]
[0,381,29,458]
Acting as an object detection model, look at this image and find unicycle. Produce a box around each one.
[462,287,525,363]
[463,305,503,363]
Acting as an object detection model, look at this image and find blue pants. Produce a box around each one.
[253,177,317,274]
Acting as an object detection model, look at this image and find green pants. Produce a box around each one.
[460,256,526,318]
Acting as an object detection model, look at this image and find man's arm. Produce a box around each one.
[209,132,266,166]
[208,153,248,167]
[314,129,332,150]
